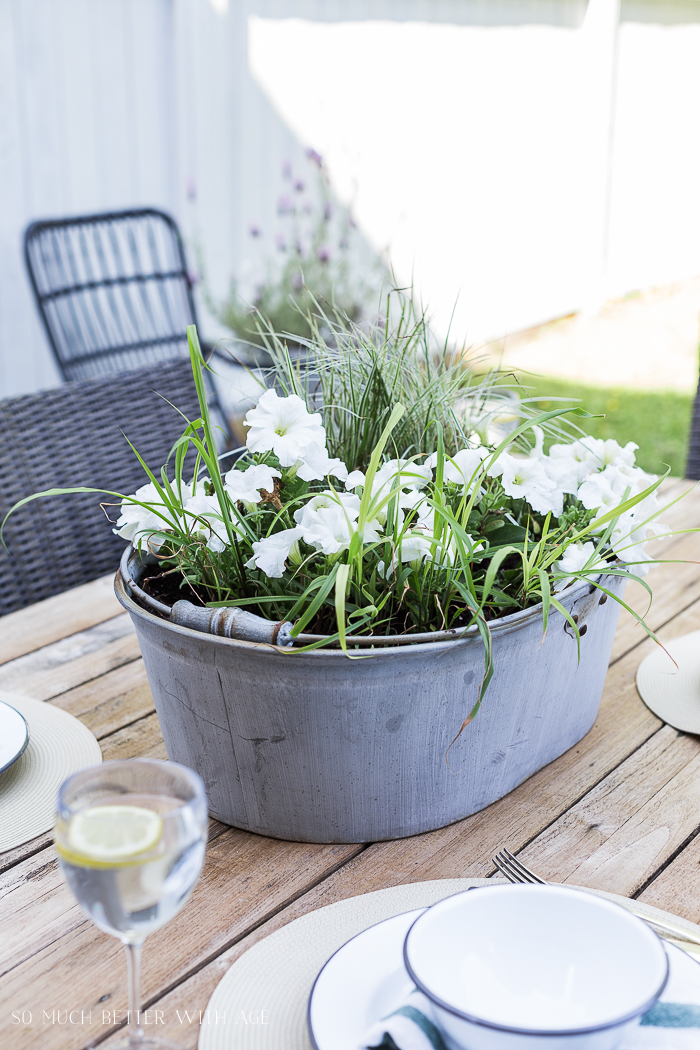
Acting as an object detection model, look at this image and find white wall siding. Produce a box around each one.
[1,0,700,396]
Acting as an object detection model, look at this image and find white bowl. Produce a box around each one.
[403,885,669,1050]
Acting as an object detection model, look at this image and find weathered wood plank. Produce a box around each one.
[638,833,700,923]
[611,527,700,662]
[514,725,700,894]
[0,832,53,877]
[0,849,86,978]
[0,575,121,666]
[0,615,138,700]
[50,659,154,740]
[558,750,700,897]
[99,713,167,763]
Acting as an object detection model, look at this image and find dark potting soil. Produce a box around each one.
[138,565,207,611]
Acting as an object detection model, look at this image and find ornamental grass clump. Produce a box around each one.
[6,299,680,723]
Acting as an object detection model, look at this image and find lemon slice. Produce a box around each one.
[60,805,163,866]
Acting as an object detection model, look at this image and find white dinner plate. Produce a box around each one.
[308,907,425,1050]
[0,699,30,775]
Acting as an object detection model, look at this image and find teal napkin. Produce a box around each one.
[364,944,700,1050]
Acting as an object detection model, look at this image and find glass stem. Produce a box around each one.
[124,940,145,1046]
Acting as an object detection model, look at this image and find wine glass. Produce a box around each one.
[55,758,208,1050]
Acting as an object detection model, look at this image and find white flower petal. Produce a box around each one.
[114,481,186,552]
[183,494,229,553]
[246,527,304,578]
[243,388,326,467]
[292,442,349,483]
[345,470,366,490]
[488,453,562,516]
[224,463,281,504]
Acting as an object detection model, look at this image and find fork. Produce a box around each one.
[493,847,700,953]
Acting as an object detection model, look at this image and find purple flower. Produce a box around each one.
[306,148,323,167]
[294,179,305,192]
[186,176,197,201]
[282,160,293,179]
[316,245,331,263]
[275,233,287,252]
[277,195,293,215]
[249,223,262,238]
[291,272,304,291]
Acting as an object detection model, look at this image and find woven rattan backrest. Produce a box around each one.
[687,382,700,480]
[0,359,202,616]
[24,209,197,381]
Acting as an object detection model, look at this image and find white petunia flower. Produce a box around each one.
[345,469,366,490]
[577,470,623,521]
[555,541,609,589]
[293,491,381,555]
[308,505,381,555]
[183,494,229,553]
[577,463,655,525]
[243,388,326,466]
[245,527,304,578]
[115,482,184,552]
[294,491,361,528]
[608,500,668,577]
[379,505,457,578]
[345,459,433,525]
[346,459,432,495]
[427,447,488,489]
[224,463,281,504]
[400,509,438,567]
[545,438,606,494]
[291,442,349,483]
[378,458,433,491]
[578,437,639,472]
[488,453,562,516]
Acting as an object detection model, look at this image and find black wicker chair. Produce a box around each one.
[0,358,202,617]
[687,382,700,480]
[24,207,229,438]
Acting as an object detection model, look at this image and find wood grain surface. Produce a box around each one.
[1,480,699,1050]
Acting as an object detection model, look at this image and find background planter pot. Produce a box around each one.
[115,556,625,843]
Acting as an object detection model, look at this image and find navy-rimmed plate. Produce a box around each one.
[308,908,424,1050]
[0,700,29,775]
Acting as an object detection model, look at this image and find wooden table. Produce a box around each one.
[2,476,700,1049]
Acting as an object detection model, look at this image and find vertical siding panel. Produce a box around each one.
[126,0,174,209]
[56,0,100,215]
[87,0,132,207]
[1,0,62,394]
[0,0,33,395]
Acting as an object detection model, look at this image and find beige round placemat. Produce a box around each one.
[636,629,700,733]
[0,691,102,851]
[198,878,700,1050]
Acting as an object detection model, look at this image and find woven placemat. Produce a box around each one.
[636,630,700,734]
[0,692,102,851]
[198,879,700,1050]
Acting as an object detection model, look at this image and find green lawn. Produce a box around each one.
[512,375,695,477]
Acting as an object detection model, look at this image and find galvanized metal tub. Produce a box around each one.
[115,558,624,843]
